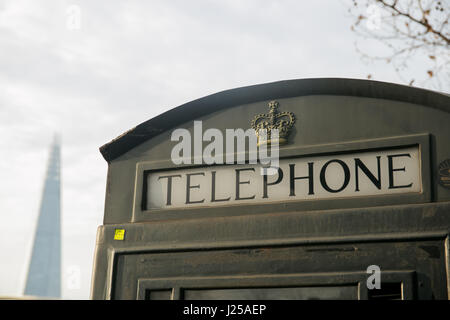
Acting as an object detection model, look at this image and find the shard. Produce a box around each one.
[24,136,61,298]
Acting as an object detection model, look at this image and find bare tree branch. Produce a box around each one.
[378,0,449,44]
[347,0,449,91]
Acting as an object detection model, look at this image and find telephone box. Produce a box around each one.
[91,78,450,300]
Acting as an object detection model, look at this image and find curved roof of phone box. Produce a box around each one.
[99,78,450,163]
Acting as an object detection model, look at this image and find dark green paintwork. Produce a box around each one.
[91,78,450,300]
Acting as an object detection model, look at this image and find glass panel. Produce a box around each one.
[183,286,357,300]
[368,283,402,300]
[145,289,172,300]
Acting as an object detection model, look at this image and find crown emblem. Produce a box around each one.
[250,100,295,146]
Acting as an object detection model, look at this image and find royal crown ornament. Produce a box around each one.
[250,100,296,146]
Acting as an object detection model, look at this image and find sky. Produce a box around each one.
[0,0,447,299]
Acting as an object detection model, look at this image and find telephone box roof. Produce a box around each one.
[100,78,450,163]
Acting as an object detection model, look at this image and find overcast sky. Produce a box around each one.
[0,0,446,299]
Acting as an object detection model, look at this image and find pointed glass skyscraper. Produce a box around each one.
[24,136,61,298]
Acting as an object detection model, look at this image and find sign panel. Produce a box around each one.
[146,146,421,210]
